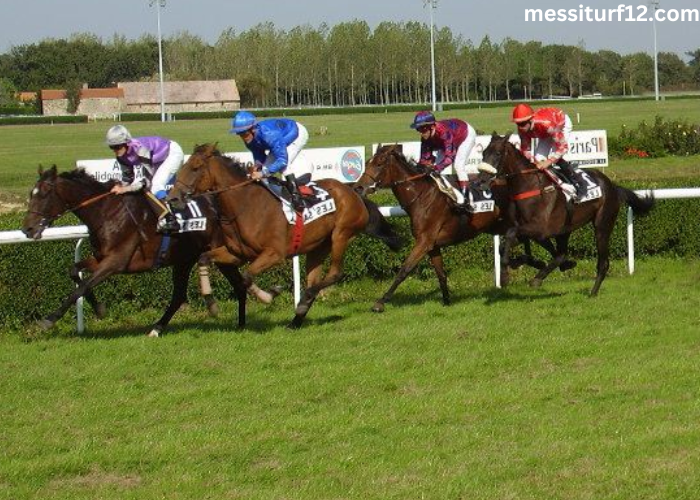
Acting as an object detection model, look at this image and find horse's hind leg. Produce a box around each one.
[71,257,106,319]
[149,261,194,337]
[288,242,337,329]
[590,211,616,296]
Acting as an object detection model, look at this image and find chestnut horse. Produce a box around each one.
[354,144,546,312]
[480,134,655,295]
[22,166,248,336]
[166,144,403,328]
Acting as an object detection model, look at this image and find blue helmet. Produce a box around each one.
[230,110,257,134]
[410,111,436,130]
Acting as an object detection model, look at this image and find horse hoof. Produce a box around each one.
[147,328,161,338]
[207,302,220,318]
[287,318,304,330]
[530,278,543,288]
[94,304,107,319]
[559,260,577,272]
[371,302,385,313]
[37,319,54,330]
[295,304,310,316]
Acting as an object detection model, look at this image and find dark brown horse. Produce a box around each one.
[480,134,655,295]
[167,143,403,329]
[22,165,248,336]
[354,144,546,312]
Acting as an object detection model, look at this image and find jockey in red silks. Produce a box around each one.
[105,124,183,233]
[410,111,477,206]
[511,104,587,199]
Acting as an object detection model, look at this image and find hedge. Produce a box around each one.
[2,179,700,328]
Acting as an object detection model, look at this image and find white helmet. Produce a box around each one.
[105,125,132,146]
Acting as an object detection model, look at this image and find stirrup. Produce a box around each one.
[157,214,181,233]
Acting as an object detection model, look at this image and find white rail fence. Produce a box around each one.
[2,187,699,332]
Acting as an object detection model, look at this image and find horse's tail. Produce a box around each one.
[617,186,655,216]
[361,197,405,251]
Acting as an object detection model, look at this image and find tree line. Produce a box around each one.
[1,20,699,108]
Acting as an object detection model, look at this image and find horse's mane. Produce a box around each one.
[191,143,249,178]
[379,145,427,175]
[59,169,113,192]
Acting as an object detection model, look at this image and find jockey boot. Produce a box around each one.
[147,191,181,233]
[284,174,306,213]
[557,160,588,199]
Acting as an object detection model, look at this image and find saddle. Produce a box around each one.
[428,173,496,214]
[266,176,337,225]
[549,166,601,204]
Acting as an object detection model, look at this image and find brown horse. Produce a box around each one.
[166,143,403,329]
[22,165,248,336]
[354,144,547,312]
[480,134,655,295]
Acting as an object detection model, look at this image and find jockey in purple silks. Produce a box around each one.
[230,110,311,212]
[410,111,478,207]
[105,124,183,232]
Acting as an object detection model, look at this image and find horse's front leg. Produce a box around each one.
[428,248,450,306]
[70,256,107,319]
[530,233,571,288]
[39,257,127,330]
[499,227,519,288]
[242,248,286,303]
[372,239,432,313]
[215,263,248,329]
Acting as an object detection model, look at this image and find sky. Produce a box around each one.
[1,0,698,58]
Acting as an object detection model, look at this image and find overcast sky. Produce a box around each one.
[1,0,697,58]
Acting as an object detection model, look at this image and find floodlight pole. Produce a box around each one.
[651,0,660,101]
[150,0,167,121]
[424,0,438,112]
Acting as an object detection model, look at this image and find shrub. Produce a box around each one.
[610,116,700,158]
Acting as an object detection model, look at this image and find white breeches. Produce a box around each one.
[151,141,184,198]
[435,124,477,181]
[263,123,312,177]
[533,115,573,162]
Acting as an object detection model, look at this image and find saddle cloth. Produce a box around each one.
[275,181,337,225]
[551,166,603,204]
[171,200,207,232]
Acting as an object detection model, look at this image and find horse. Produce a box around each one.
[353,144,547,312]
[479,134,655,296]
[21,165,248,336]
[166,143,404,329]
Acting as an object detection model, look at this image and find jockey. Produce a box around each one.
[410,110,477,205]
[105,124,182,233]
[229,110,310,212]
[512,104,587,199]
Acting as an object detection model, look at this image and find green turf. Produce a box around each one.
[2,257,700,499]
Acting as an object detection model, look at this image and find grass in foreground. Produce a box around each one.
[2,256,700,499]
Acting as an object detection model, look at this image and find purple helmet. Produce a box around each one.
[410,111,436,129]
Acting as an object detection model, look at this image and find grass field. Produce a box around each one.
[2,258,700,499]
[2,100,700,499]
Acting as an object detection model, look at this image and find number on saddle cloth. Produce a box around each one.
[169,199,207,233]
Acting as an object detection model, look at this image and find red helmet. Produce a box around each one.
[512,104,534,123]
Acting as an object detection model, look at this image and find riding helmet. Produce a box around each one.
[410,111,436,129]
[512,104,535,123]
[230,110,257,134]
[105,124,132,146]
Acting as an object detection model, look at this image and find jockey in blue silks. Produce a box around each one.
[230,110,310,212]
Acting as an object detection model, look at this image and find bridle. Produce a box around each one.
[172,156,256,202]
[28,179,113,229]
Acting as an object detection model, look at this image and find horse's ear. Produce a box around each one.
[504,133,512,142]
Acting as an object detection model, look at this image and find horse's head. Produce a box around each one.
[479,133,525,178]
[168,143,221,208]
[22,165,66,240]
[354,144,414,196]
